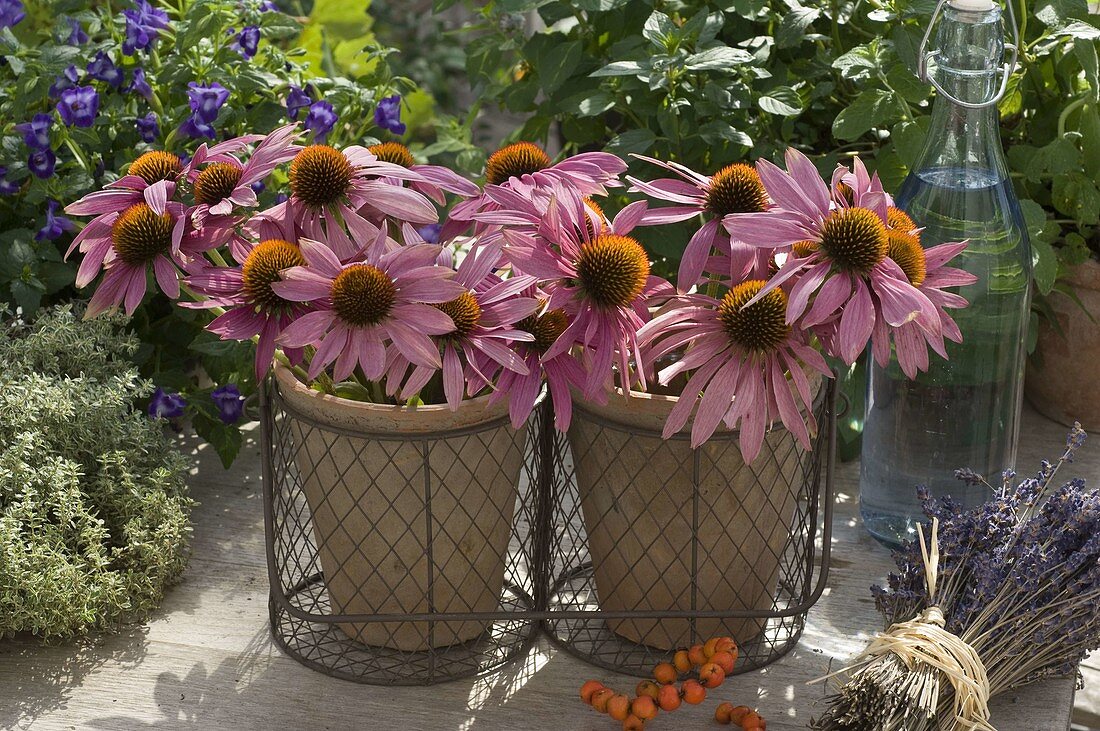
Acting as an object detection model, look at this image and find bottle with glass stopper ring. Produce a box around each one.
[858,0,1031,548]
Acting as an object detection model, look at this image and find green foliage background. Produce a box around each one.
[0,306,192,639]
[455,0,1100,292]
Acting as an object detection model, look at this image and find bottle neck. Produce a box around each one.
[912,5,1008,178]
[916,87,1007,178]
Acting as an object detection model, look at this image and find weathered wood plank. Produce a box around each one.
[0,405,1090,730]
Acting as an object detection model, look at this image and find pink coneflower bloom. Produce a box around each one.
[869,236,977,378]
[724,148,940,364]
[366,141,480,204]
[484,293,589,431]
[271,236,464,381]
[442,142,626,240]
[498,188,673,398]
[627,155,773,288]
[65,150,185,231]
[183,231,310,379]
[184,123,300,226]
[638,281,831,460]
[72,199,191,317]
[379,241,539,408]
[257,143,439,261]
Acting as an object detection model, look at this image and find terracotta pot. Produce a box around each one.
[567,381,819,650]
[1026,259,1100,431]
[273,363,527,651]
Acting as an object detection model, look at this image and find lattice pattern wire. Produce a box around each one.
[261,373,835,685]
[261,377,550,685]
[543,379,837,677]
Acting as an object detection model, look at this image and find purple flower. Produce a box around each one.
[29,148,57,179]
[373,94,406,135]
[0,0,24,28]
[15,114,52,151]
[231,25,260,59]
[416,223,443,244]
[259,0,278,10]
[178,113,216,140]
[148,387,187,419]
[136,112,159,142]
[122,0,170,55]
[128,67,153,100]
[0,167,20,196]
[250,179,265,194]
[57,86,99,127]
[274,192,288,204]
[34,200,76,241]
[187,81,229,123]
[304,100,337,142]
[65,17,88,44]
[285,84,312,120]
[49,65,79,98]
[87,51,124,89]
[212,384,245,424]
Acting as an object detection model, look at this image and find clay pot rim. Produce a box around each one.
[272,361,520,435]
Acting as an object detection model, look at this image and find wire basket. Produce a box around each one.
[542,378,837,677]
[260,371,836,684]
[260,374,553,685]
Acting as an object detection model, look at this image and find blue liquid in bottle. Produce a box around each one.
[858,1,1031,547]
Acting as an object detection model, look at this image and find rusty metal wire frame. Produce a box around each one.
[260,375,836,685]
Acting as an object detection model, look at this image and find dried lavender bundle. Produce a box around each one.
[812,423,1100,731]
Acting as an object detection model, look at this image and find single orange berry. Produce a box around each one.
[656,683,682,712]
[715,702,736,724]
[729,706,752,724]
[631,696,658,721]
[688,644,708,667]
[681,679,706,705]
[580,680,605,704]
[636,680,661,700]
[741,710,765,729]
[711,650,736,675]
[699,662,726,688]
[715,637,737,654]
[607,694,631,722]
[673,649,693,674]
[703,637,722,659]
[653,662,678,685]
[591,688,615,713]
[622,715,645,731]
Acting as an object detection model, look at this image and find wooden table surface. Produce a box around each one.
[0,405,1093,731]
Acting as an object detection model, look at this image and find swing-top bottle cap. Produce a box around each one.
[947,0,996,12]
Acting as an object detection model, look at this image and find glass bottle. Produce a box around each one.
[859,0,1031,547]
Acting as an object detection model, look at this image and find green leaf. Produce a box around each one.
[758,86,803,116]
[698,120,753,147]
[832,45,882,79]
[559,90,616,117]
[1055,20,1100,40]
[590,60,648,77]
[683,46,754,71]
[1075,40,1100,102]
[606,128,658,156]
[192,412,243,470]
[1031,238,1059,295]
[536,39,583,93]
[776,6,820,49]
[1080,103,1100,178]
[832,89,893,140]
[891,118,930,166]
[1053,172,1100,224]
[642,11,678,50]
[259,11,302,39]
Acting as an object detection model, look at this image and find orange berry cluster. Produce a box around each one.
[578,637,766,730]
